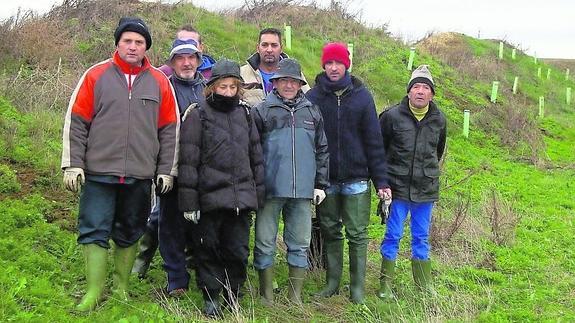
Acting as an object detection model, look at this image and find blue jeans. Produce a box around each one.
[78,179,151,248]
[158,186,194,292]
[325,180,368,196]
[254,198,312,269]
[380,199,434,260]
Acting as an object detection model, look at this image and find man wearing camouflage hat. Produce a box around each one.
[253,58,329,305]
[378,65,446,300]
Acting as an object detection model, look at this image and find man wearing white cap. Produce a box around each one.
[158,38,206,297]
[378,65,446,299]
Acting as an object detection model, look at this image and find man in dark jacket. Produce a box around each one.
[253,58,329,305]
[378,65,446,299]
[158,25,216,79]
[132,39,205,296]
[306,42,391,304]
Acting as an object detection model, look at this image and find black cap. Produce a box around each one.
[207,59,244,86]
[114,17,152,50]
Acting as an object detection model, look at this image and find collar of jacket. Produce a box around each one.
[262,89,311,111]
[112,50,151,75]
[246,51,290,72]
[313,72,364,96]
[170,72,205,86]
[399,96,439,121]
[199,54,216,71]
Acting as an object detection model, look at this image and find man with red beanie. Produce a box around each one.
[306,42,391,304]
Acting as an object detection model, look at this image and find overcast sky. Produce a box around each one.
[1,0,573,59]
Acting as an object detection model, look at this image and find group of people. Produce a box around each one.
[61,16,446,317]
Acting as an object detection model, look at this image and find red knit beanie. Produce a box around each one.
[321,42,350,69]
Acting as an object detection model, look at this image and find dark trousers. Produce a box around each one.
[158,186,194,292]
[193,209,251,294]
[78,179,151,248]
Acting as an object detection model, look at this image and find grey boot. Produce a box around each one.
[258,267,274,306]
[287,266,306,304]
[131,230,158,278]
[377,258,395,300]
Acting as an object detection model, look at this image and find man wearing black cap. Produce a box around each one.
[61,17,179,311]
[378,65,446,300]
[253,58,329,305]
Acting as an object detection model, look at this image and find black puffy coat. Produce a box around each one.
[178,99,265,213]
[379,96,446,202]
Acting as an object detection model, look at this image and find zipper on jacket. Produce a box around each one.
[124,69,134,178]
[228,111,240,214]
[409,122,422,198]
[128,72,132,100]
[336,94,342,182]
[291,110,297,197]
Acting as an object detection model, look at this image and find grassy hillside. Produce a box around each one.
[1,0,574,321]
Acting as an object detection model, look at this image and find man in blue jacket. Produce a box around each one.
[306,42,391,304]
[253,58,329,305]
[132,38,206,296]
[378,65,446,299]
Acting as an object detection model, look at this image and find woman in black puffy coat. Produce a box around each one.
[178,59,265,317]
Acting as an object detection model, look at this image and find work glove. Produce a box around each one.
[184,210,200,224]
[312,189,326,205]
[377,197,392,224]
[156,175,173,194]
[63,167,85,193]
[376,188,392,225]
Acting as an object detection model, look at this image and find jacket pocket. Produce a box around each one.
[138,95,160,108]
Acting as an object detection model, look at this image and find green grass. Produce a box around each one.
[1,1,575,321]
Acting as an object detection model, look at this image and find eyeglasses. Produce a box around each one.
[277,78,301,85]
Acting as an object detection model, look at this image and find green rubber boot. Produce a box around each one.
[316,194,343,297]
[76,244,108,312]
[343,189,371,304]
[112,244,138,302]
[377,258,395,300]
[258,267,274,306]
[287,266,306,304]
[412,259,436,296]
[317,238,343,297]
[349,244,367,304]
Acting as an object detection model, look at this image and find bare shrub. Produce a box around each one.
[481,189,521,246]
[431,193,470,249]
[417,32,503,82]
[233,0,388,42]
[475,94,547,165]
[1,59,75,113]
[431,193,488,267]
